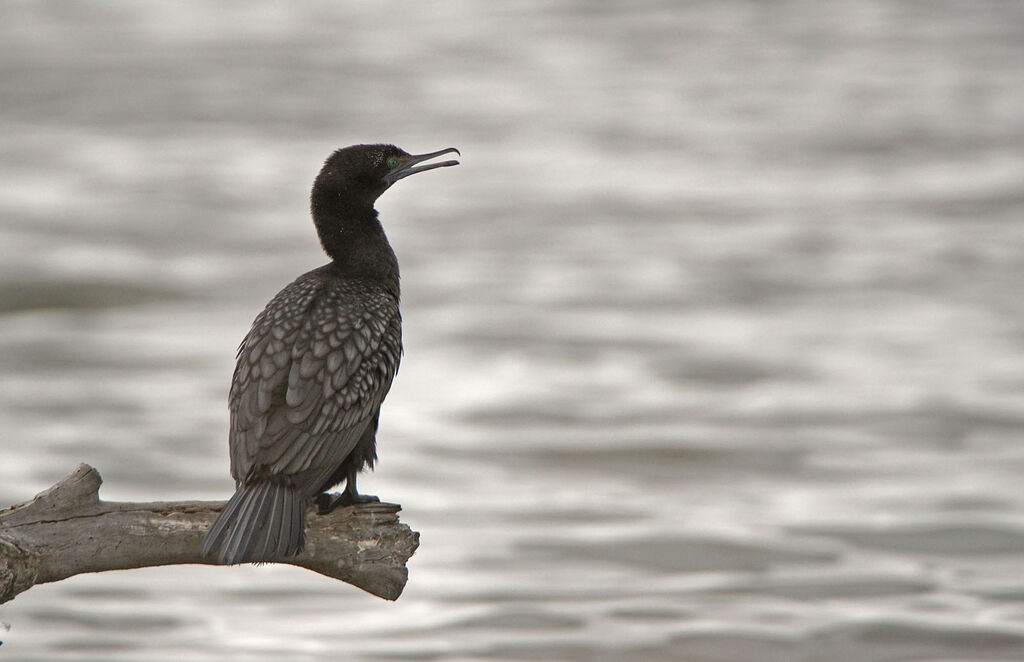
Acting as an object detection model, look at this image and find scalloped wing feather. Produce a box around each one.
[228,267,401,491]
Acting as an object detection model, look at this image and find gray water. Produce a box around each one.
[2,2,1024,660]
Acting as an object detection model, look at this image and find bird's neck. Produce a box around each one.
[312,202,400,297]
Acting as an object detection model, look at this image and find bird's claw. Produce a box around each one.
[316,491,380,514]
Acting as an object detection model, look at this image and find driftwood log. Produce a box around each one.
[0,464,419,604]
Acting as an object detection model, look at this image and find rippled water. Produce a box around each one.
[2,2,1024,660]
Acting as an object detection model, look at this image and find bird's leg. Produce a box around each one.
[315,470,379,514]
[342,469,380,505]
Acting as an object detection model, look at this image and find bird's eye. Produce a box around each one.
[386,157,399,169]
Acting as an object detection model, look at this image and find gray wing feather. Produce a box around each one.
[228,269,401,490]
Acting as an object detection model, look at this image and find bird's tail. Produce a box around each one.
[201,480,305,564]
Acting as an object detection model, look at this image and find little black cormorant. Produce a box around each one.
[202,144,460,564]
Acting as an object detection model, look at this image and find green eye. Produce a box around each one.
[386,157,398,168]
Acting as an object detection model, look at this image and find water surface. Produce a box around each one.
[2,2,1024,660]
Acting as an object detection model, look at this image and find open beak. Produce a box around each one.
[385,147,461,185]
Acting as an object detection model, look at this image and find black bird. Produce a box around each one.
[202,144,460,564]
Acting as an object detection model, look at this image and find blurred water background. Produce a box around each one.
[2,1,1024,660]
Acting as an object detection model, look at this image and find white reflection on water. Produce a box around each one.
[2,1,1024,660]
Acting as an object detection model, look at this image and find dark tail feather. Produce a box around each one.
[201,481,305,564]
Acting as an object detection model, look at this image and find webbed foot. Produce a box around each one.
[315,489,380,514]
[342,491,380,506]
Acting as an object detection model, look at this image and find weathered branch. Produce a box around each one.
[0,464,419,604]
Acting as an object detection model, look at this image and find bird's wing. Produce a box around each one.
[228,270,402,484]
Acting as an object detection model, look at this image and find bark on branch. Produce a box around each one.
[0,464,419,604]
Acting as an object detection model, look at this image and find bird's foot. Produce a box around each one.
[316,491,380,514]
[315,492,343,514]
[342,490,380,506]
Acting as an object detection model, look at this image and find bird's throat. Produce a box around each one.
[314,207,400,296]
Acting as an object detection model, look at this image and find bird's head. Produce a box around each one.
[313,143,460,210]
